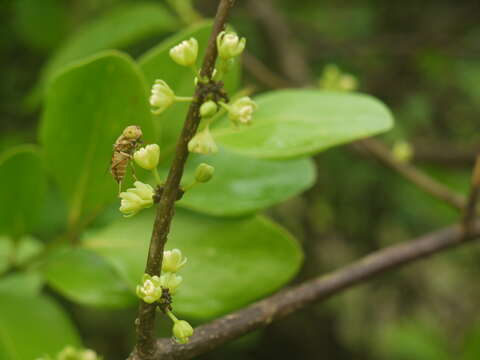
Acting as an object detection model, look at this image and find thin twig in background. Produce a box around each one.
[356,138,466,211]
[151,222,480,360]
[132,1,235,359]
[244,0,466,213]
[463,155,480,235]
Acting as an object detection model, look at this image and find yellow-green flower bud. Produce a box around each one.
[134,144,160,170]
[217,31,246,60]
[200,100,218,118]
[392,140,414,163]
[169,37,198,67]
[56,346,100,360]
[150,80,176,115]
[188,126,218,155]
[228,97,257,125]
[160,272,182,294]
[162,249,187,273]
[194,163,215,183]
[136,274,162,303]
[173,320,194,344]
[119,181,154,217]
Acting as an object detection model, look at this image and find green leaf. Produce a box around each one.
[0,293,80,359]
[43,247,135,308]
[31,2,178,103]
[0,272,43,296]
[0,146,47,237]
[40,51,154,228]
[213,89,394,159]
[84,209,303,318]
[139,21,241,145]
[176,149,316,216]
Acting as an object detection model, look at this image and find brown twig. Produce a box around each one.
[132,1,235,359]
[242,51,290,89]
[148,221,480,359]
[356,138,466,211]
[462,155,480,235]
[243,1,466,213]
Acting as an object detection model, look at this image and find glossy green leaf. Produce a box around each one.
[176,149,316,216]
[213,89,394,159]
[0,293,80,359]
[84,209,303,318]
[0,146,47,237]
[32,2,178,102]
[139,21,240,145]
[40,51,154,227]
[0,272,43,296]
[43,247,135,308]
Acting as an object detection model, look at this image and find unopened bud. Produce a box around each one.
[200,100,218,118]
[173,320,194,344]
[392,140,413,163]
[194,163,215,183]
[188,127,218,155]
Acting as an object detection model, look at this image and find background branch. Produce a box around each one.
[132,1,235,358]
[463,155,480,235]
[152,221,480,359]
[356,138,467,211]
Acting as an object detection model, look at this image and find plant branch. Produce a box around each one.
[463,154,480,235]
[356,138,466,211]
[242,1,466,213]
[132,1,235,359]
[147,221,480,360]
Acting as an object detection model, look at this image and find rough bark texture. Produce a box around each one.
[132,1,236,359]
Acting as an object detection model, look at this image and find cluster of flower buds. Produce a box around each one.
[136,248,193,343]
[146,30,256,156]
[118,143,164,217]
[36,346,100,360]
[318,64,358,92]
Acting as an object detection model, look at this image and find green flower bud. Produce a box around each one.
[169,37,198,67]
[228,97,257,125]
[56,346,100,360]
[217,31,246,60]
[162,249,187,273]
[150,80,176,115]
[136,274,162,303]
[200,100,218,118]
[194,163,215,183]
[134,144,160,170]
[119,181,154,217]
[160,272,183,294]
[392,140,414,163]
[173,320,194,344]
[188,126,218,155]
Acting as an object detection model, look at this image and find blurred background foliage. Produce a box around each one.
[1,0,480,359]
